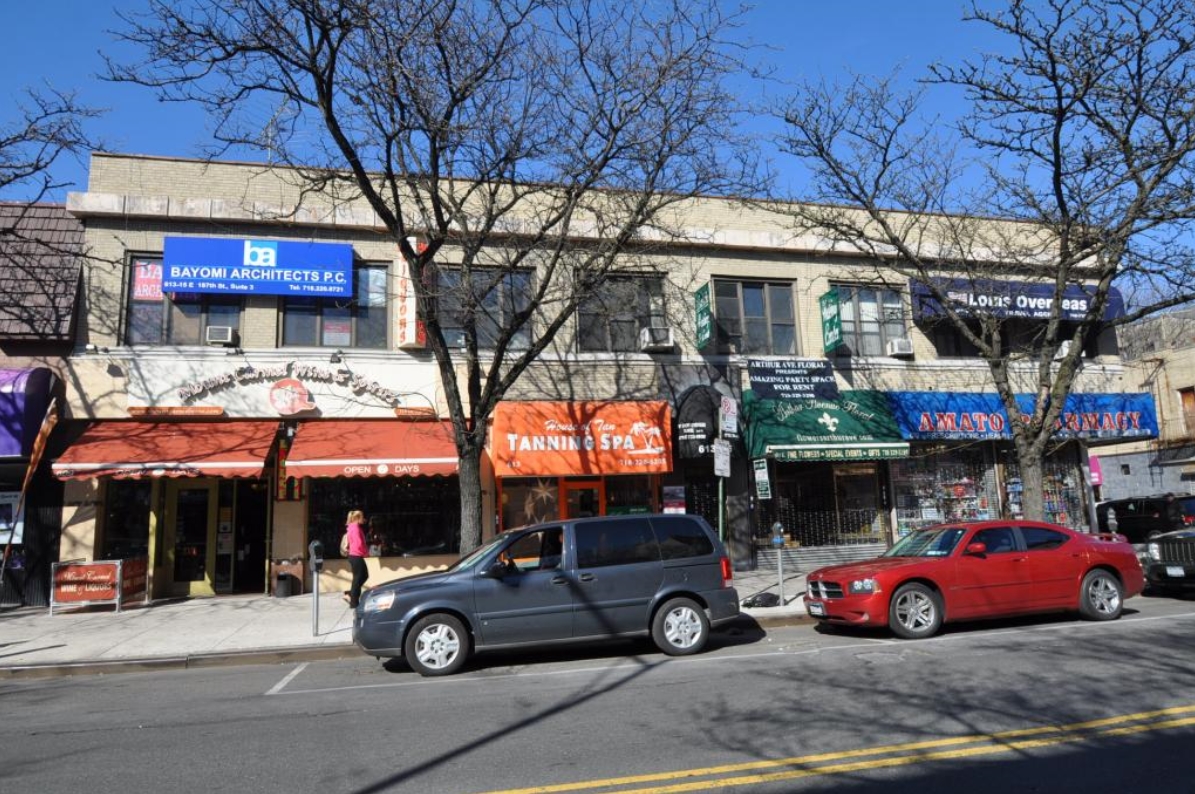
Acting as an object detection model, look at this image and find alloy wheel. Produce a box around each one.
[414,623,461,670]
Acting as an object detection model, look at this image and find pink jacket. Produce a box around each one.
[346,521,368,557]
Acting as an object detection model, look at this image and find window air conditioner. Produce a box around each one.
[1054,340,1072,361]
[639,326,676,352]
[205,325,237,346]
[885,337,914,358]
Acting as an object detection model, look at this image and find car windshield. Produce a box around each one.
[446,533,509,573]
[883,527,967,558]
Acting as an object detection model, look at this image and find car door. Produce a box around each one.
[950,526,1032,617]
[1018,525,1084,608]
[570,517,663,639]
[472,527,575,646]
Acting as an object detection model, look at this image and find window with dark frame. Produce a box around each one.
[713,279,796,355]
[282,263,388,348]
[438,268,533,349]
[577,275,665,352]
[834,284,905,357]
[125,256,245,346]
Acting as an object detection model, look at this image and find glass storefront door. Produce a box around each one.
[563,480,604,519]
[165,480,217,596]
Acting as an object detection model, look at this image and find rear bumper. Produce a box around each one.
[706,587,741,626]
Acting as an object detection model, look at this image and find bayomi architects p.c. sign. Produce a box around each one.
[162,237,354,298]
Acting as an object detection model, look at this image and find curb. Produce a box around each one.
[0,643,359,680]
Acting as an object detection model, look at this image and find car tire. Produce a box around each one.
[1079,569,1123,621]
[404,613,470,676]
[888,583,943,639]
[652,597,710,656]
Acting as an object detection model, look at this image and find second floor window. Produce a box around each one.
[578,275,665,352]
[714,280,795,355]
[282,264,388,348]
[836,285,905,356]
[125,257,243,345]
[438,268,533,349]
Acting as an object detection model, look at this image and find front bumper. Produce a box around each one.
[1146,562,1195,589]
[352,610,407,658]
[803,593,888,627]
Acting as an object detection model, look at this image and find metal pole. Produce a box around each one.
[718,475,726,543]
[778,544,784,605]
[311,566,319,637]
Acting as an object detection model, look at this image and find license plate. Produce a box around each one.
[808,601,825,617]
[1167,565,1185,577]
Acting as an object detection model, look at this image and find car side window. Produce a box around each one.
[1021,527,1069,551]
[502,528,564,572]
[651,516,714,560]
[575,519,659,569]
[973,527,1017,554]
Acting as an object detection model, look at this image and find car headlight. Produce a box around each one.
[363,591,397,613]
[1148,542,1161,561]
[849,578,880,595]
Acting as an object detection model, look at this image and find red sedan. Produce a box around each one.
[803,520,1144,639]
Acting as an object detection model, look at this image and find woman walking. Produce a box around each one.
[343,509,369,608]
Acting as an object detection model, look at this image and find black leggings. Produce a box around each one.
[349,555,368,607]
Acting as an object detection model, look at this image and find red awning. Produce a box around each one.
[52,421,279,480]
[284,420,459,478]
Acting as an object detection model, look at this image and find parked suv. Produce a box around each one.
[1095,494,1195,544]
[353,514,740,675]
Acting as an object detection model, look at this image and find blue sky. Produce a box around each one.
[0,2,998,202]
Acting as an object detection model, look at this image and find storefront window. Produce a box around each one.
[890,446,999,537]
[1002,444,1085,529]
[605,476,655,515]
[759,463,889,547]
[501,478,561,529]
[102,480,152,558]
[308,477,460,559]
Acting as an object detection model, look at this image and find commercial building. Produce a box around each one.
[37,153,1158,600]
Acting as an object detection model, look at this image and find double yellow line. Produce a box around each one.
[481,704,1195,794]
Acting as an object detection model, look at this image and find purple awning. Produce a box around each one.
[0,368,55,458]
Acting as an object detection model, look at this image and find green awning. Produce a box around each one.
[744,390,909,462]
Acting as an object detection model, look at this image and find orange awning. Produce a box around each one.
[52,421,279,480]
[490,401,673,477]
[284,420,459,478]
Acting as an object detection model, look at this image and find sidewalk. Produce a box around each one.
[0,566,810,679]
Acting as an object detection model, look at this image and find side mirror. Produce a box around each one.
[478,560,509,579]
[965,541,988,556]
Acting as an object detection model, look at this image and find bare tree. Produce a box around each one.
[109,0,753,550]
[774,0,1195,521]
[0,87,95,202]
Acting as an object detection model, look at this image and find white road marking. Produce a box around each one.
[265,662,309,695]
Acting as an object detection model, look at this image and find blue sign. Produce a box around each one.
[163,237,354,297]
[886,391,1157,441]
[911,278,1125,322]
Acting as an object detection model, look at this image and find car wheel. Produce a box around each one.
[888,583,943,639]
[652,597,710,656]
[1079,569,1123,621]
[404,614,470,676]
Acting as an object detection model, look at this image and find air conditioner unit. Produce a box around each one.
[639,326,676,352]
[205,325,237,346]
[885,337,914,358]
[1054,340,1072,361]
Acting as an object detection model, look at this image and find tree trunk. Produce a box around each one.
[457,441,486,552]
[1017,454,1046,522]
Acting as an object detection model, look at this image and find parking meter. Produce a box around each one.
[308,540,324,637]
[771,522,785,605]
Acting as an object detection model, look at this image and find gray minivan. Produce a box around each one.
[353,514,740,675]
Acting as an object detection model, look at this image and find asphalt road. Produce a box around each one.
[5,594,1195,793]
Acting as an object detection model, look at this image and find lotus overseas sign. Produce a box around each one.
[163,237,354,297]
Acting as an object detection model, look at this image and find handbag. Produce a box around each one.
[340,532,350,556]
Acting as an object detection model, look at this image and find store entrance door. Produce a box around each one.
[165,480,218,597]
[834,464,884,543]
[563,480,605,519]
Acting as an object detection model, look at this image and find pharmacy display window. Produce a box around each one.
[890,446,1000,537]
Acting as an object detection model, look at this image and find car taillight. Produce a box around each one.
[720,556,733,588]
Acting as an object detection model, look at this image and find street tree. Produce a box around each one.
[0,87,94,202]
[109,0,753,550]
[775,0,1195,521]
